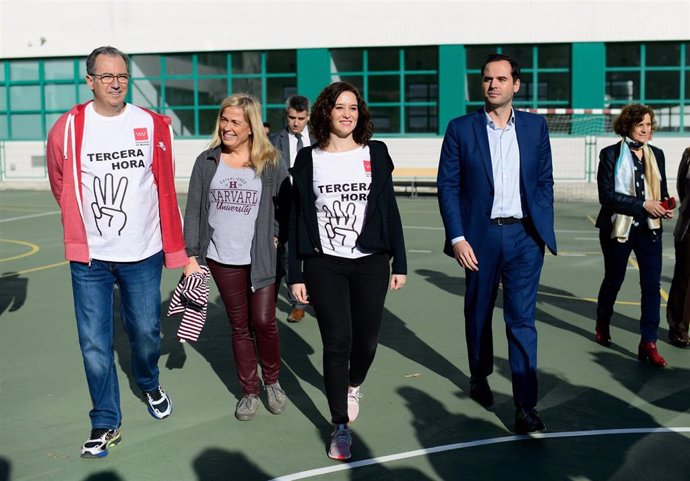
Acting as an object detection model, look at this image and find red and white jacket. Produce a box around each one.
[46,101,188,268]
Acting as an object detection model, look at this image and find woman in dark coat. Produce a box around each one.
[288,82,407,460]
[594,104,674,367]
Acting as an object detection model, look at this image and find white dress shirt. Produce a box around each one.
[451,109,522,246]
[288,125,311,168]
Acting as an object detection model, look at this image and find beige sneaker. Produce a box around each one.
[235,394,260,421]
[265,381,288,414]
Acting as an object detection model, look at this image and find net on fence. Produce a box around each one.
[518,109,622,136]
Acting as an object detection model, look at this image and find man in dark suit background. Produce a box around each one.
[272,95,316,322]
[437,53,557,434]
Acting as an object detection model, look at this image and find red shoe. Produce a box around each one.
[287,308,305,323]
[595,323,611,347]
[638,341,668,367]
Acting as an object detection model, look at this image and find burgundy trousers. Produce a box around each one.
[208,259,281,395]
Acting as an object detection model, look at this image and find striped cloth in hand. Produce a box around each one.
[167,265,210,342]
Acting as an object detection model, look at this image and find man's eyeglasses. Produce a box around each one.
[90,73,130,84]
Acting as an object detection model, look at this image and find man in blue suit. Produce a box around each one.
[437,53,557,434]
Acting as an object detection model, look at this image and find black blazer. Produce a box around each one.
[595,141,669,232]
[271,127,317,170]
[287,140,407,284]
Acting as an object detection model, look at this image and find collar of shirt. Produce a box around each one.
[484,108,515,131]
[289,125,309,141]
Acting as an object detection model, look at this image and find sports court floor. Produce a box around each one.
[1,190,689,481]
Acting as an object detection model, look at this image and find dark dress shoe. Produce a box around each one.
[470,378,494,408]
[595,323,611,347]
[515,407,546,434]
[668,333,690,348]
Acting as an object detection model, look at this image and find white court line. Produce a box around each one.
[409,249,432,253]
[269,427,690,481]
[0,211,60,223]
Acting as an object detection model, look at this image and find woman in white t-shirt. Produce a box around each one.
[183,94,289,421]
[288,82,407,460]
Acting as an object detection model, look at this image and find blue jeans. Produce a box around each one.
[70,251,163,429]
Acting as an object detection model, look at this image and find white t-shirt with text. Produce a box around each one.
[80,103,162,262]
[312,145,372,259]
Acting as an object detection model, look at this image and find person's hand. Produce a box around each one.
[390,274,406,290]
[453,240,478,271]
[291,283,308,304]
[183,256,204,277]
[643,200,671,219]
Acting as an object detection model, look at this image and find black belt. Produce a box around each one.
[490,217,522,225]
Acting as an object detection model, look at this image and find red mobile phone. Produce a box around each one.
[661,197,676,210]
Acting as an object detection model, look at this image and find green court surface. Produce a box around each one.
[1,190,689,481]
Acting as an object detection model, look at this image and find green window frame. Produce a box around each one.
[605,42,689,132]
[329,47,439,135]
[465,44,571,110]
[0,58,86,140]
[129,51,296,137]
[0,51,297,141]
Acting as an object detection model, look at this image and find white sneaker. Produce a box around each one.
[80,428,121,458]
[347,385,362,423]
[143,385,172,419]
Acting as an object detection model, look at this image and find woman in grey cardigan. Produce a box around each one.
[667,146,690,347]
[183,94,290,420]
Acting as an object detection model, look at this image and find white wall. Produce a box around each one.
[0,141,47,180]
[3,136,686,199]
[1,0,688,59]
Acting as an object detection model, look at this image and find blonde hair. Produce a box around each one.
[209,93,279,176]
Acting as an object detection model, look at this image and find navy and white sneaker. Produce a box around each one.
[144,385,172,419]
[81,428,121,458]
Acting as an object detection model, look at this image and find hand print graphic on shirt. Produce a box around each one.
[322,200,359,252]
[91,173,128,236]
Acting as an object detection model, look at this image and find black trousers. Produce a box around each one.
[596,225,662,342]
[303,253,390,424]
[667,234,690,340]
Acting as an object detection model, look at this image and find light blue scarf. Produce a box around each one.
[611,138,661,242]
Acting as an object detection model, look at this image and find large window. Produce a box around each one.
[606,42,689,132]
[0,59,84,140]
[465,44,571,110]
[330,47,438,135]
[0,51,296,140]
[130,51,296,137]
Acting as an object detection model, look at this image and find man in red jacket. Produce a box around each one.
[46,46,187,458]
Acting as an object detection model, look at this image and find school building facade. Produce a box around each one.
[0,0,688,191]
